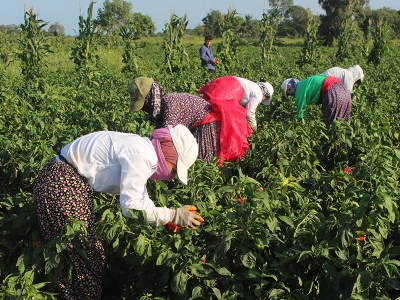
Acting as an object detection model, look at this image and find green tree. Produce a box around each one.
[318,0,368,46]
[95,0,132,34]
[363,7,400,39]
[239,15,260,38]
[0,24,21,35]
[47,22,65,36]
[193,24,205,37]
[269,0,294,18]
[279,5,308,37]
[202,10,223,37]
[131,12,155,36]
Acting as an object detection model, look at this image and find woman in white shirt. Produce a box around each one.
[322,65,364,94]
[33,124,203,299]
[198,76,274,130]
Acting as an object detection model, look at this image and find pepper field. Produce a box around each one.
[1,33,400,299]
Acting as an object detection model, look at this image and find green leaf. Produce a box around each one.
[240,251,256,268]
[189,264,211,277]
[191,286,203,299]
[216,267,231,276]
[357,270,372,291]
[112,237,119,249]
[387,246,400,257]
[171,270,187,295]
[381,192,396,222]
[44,252,60,274]
[266,216,278,232]
[32,282,50,290]
[386,278,400,290]
[278,216,295,228]
[156,250,174,266]
[55,241,67,253]
[72,238,89,261]
[157,193,168,206]
[174,234,183,251]
[322,263,338,277]
[297,250,312,262]
[133,234,145,256]
[16,254,26,274]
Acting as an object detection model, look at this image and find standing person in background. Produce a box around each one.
[199,34,218,73]
[198,76,274,131]
[33,125,203,300]
[281,74,352,127]
[128,77,252,164]
[322,65,364,95]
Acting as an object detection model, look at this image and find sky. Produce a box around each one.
[0,0,399,36]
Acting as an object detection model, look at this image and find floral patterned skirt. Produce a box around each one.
[193,121,221,162]
[321,82,351,126]
[33,158,105,300]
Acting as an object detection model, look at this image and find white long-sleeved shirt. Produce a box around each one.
[322,65,364,94]
[60,131,170,226]
[234,77,263,128]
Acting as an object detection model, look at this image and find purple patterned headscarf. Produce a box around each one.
[287,78,299,96]
[142,82,167,127]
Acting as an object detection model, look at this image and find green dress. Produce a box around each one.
[295,74,327,119]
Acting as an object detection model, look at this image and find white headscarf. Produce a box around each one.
[347,65,364,83]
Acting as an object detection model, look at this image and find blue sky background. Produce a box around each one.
[0,0,399,35]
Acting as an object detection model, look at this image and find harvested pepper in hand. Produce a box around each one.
[164,206,204,234]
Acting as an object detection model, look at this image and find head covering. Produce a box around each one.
[347,65,364,83]
[142,81,167,127]
[159,137,178,166]
[150,128,176,181]
[256,81,274,106]
[281,78,299,96]
[168,124,198,185]
[128,77,154,111]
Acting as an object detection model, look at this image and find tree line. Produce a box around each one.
[0,0,399,45]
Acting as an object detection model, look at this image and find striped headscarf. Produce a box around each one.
[256,82,271,99]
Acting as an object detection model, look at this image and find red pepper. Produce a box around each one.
[236,198,246,204]
[215,276,225,292]
[344,167,352,174]
[164,222,182,234]
[201,259,209,269]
